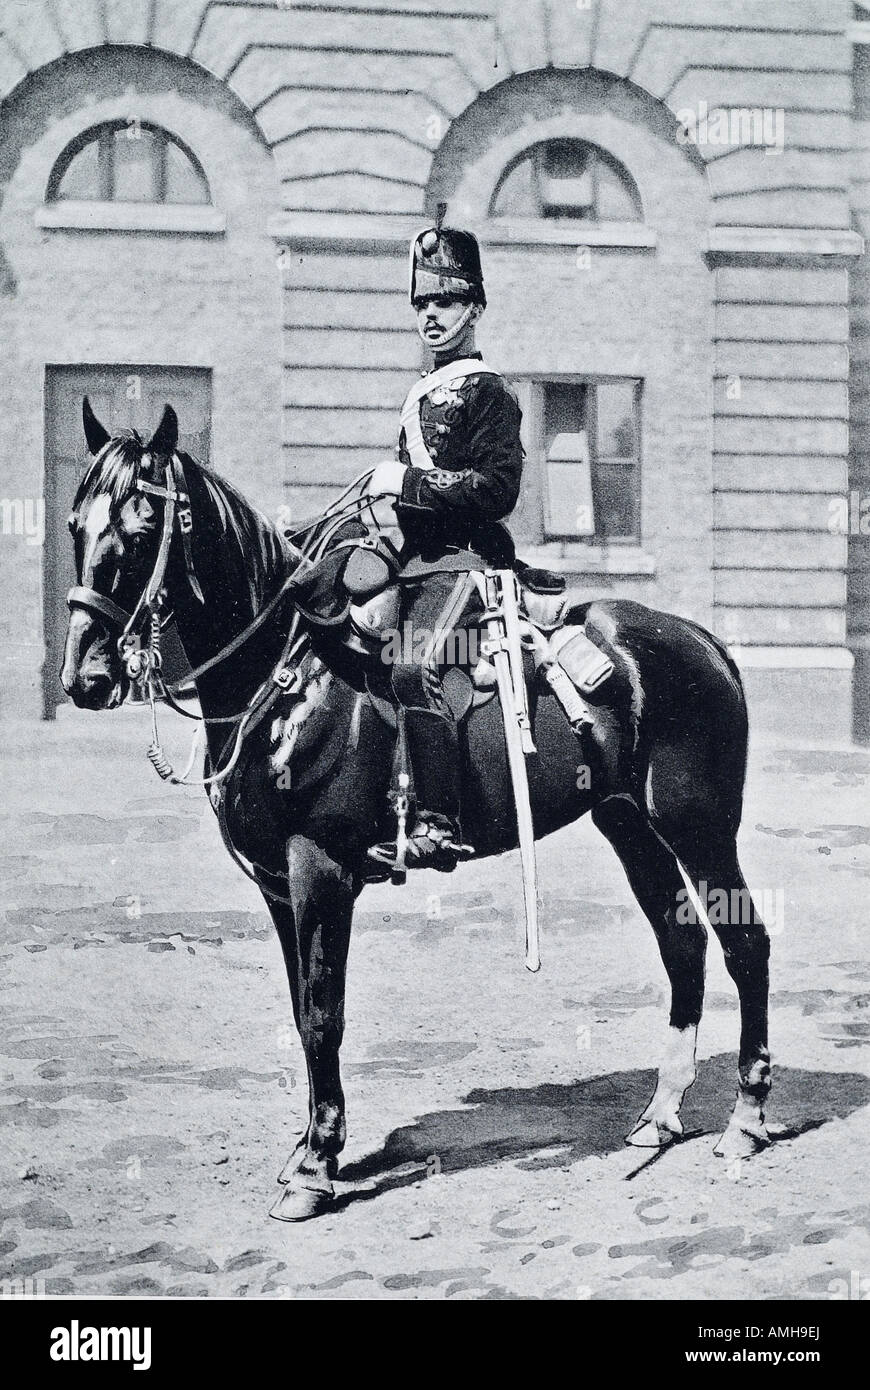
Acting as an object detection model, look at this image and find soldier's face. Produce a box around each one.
[414,294,472,343]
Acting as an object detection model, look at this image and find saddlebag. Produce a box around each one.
[547,625,614,697]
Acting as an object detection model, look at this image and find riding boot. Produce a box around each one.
[407,706,460,818]
[369,708,472,873]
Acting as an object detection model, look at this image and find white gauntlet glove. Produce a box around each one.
[367,459,407,497]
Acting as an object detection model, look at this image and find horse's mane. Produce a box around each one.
[194,459,290,612]
[72,434,289,614]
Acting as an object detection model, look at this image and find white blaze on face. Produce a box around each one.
[81,493,113,580]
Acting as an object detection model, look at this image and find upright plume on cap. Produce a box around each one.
[418,201,448,256]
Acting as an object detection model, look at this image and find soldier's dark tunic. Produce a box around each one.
[388,353,524,828]
[395,354,523,571]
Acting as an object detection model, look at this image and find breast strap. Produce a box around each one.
[399,358,500,471]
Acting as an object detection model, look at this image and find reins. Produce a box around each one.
[67,456,385,906]
[161,483,380,696]
[67,458,378,789]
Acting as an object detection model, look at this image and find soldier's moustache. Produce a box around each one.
[416,300,477,349]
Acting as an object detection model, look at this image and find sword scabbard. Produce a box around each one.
[476,568,541,973]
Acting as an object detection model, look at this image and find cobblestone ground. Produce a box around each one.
[1,709,869,1301]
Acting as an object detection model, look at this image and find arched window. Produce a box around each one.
[490,139,641,222]
[47,121,210,206]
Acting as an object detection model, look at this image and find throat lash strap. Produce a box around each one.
[169,455,204,604]
[123,455,203,634]
[136,456,203,607]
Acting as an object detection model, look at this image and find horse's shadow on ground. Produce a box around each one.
[337,1054,870,1205]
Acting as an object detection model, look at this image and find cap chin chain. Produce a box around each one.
[417,300,475,350]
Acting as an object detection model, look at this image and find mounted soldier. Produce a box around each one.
[62,394,774,1220]
[365,219,525,873]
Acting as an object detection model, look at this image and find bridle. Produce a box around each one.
[67,453,203,688]
[67,451,304,788]
[66,454,380,789]
[65,452,392,906]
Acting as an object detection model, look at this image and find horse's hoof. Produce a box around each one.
[626,1116,680,1148]
[269,1184,334,1222]
[277,1151,304,1185]
[279,1147,339,1186]
[713,1125,769,1159]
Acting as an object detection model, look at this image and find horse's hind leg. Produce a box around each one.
[261,836,355,1221]
[592,796,707,1148]
[660,821,771,1159]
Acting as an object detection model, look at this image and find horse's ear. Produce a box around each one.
[82,396,110,456]
[148,404,178,458]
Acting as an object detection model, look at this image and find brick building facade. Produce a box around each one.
[0,0,867,737]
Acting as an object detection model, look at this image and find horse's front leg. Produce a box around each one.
[262,835,355,1222]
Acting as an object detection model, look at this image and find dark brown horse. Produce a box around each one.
[60,402,771,1221]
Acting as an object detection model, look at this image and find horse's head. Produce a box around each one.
[60,397,179,709]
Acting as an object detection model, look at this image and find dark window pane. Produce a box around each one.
[542,140,590,181]
[491,139,640,223]
[597,382,637,457]
[542,383,593,536]
[539,140,594,220]
[55,139,101,200]
[112,126,161,202]
[543,381,588,445]
[593,461,638,539]
[541,380,641,542]
[165,140,209,204]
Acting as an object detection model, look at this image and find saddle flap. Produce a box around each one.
[348,586,401,650]
[343,534,401,599]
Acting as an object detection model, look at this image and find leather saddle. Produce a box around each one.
[346,561,601,728]
[287,524,610,730]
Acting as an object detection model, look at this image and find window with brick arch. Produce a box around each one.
[47,121,210,206]
[490,139,641,222]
